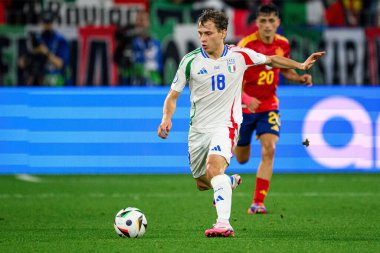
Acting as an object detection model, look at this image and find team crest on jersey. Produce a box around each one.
[276,47,284,56]
[227,58,236,73]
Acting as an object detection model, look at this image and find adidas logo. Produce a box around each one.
[197,67,208,75]
[215,195,224,202]
[211,145,221,151]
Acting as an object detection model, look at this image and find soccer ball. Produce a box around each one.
[114,207,148,238]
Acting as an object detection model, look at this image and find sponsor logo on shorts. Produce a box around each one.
[211,145,222,151]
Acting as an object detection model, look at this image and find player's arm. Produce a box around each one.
[34,44,64,69]
[265,52,325,70]
[242,90,261,113]
[158,89,180,139]
[158,52,189,139]
[280,69,313,86]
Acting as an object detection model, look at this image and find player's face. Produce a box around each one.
[198,21,226,56]
[136,12,150,30]
[256,12,280,40]
[42,22,53,31]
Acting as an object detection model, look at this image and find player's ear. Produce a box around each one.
[221,29,227,40]
[277,18,281,27]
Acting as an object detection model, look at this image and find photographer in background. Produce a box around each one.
[18,10,69,86]
[114,10,163,86]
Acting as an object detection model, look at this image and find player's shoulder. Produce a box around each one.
[227,44,256,54]
[179,48,202,67]
[227,44,241,51]
[184,48,202,58]
[275,34,289,44]
[50,32,69,48]
[227,44,248,56]
[53,31,67,41]
[238,32,259,47]
[150,38,161,47]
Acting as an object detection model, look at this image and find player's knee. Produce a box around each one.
[235,146,250,164]
[262,144,276,159]
[235,154,249,164]
[206,155,227,178]
[206,164,222,179]
[206,165,217,178]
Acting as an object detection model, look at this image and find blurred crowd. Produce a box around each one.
[0,0,379,86]
[169,0,380,27]
[2,0,380,27]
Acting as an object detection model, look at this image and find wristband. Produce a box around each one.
[242,92,254,105]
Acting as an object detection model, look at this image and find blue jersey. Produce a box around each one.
[132,36,163,86]
[37,31,69,77]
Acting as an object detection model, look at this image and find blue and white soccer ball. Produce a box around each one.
[114,207,148,238]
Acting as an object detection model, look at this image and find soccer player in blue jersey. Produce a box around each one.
[158,9,324,237]
[18,10,69,86]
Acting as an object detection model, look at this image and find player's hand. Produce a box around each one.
[157,119,172,139]
[18,57,26,68]
[300,51,326,70]
[299,74,313,86]
[247,97,261,113]
[33,44,49,55]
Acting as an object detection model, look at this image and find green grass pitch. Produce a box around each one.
[0,173,379,253]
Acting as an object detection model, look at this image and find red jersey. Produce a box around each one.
[238,31,290,113]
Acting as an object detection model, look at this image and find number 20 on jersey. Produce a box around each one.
[258,70,274,85]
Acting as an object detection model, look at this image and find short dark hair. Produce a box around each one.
[198,9,228,31]
[41,10,55,23]
[257,4,279,17]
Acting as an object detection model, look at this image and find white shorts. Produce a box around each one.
[188,126,239,178]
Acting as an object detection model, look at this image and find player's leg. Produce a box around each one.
[248,110,280,214]
[204,127,239,237]
[188,129,233,192]
[211,173,241,207]
[195,174,212,191]
[189,128,241,193]
[257,133,278,181]
[188,129,212,190]
[204,154,235,237]
[248,133,278,213]
[234,145,251,164]
[235,113,256,164]
[196,173,241,193]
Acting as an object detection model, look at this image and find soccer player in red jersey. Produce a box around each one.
[234,4,314,214]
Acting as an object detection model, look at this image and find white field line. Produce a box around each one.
[0,192,379,199]
[15,174,42,183]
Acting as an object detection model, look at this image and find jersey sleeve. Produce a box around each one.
[230,45,267,68]
[170,54,195,92]
[239,47,267,67]
[56,37,70,66]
